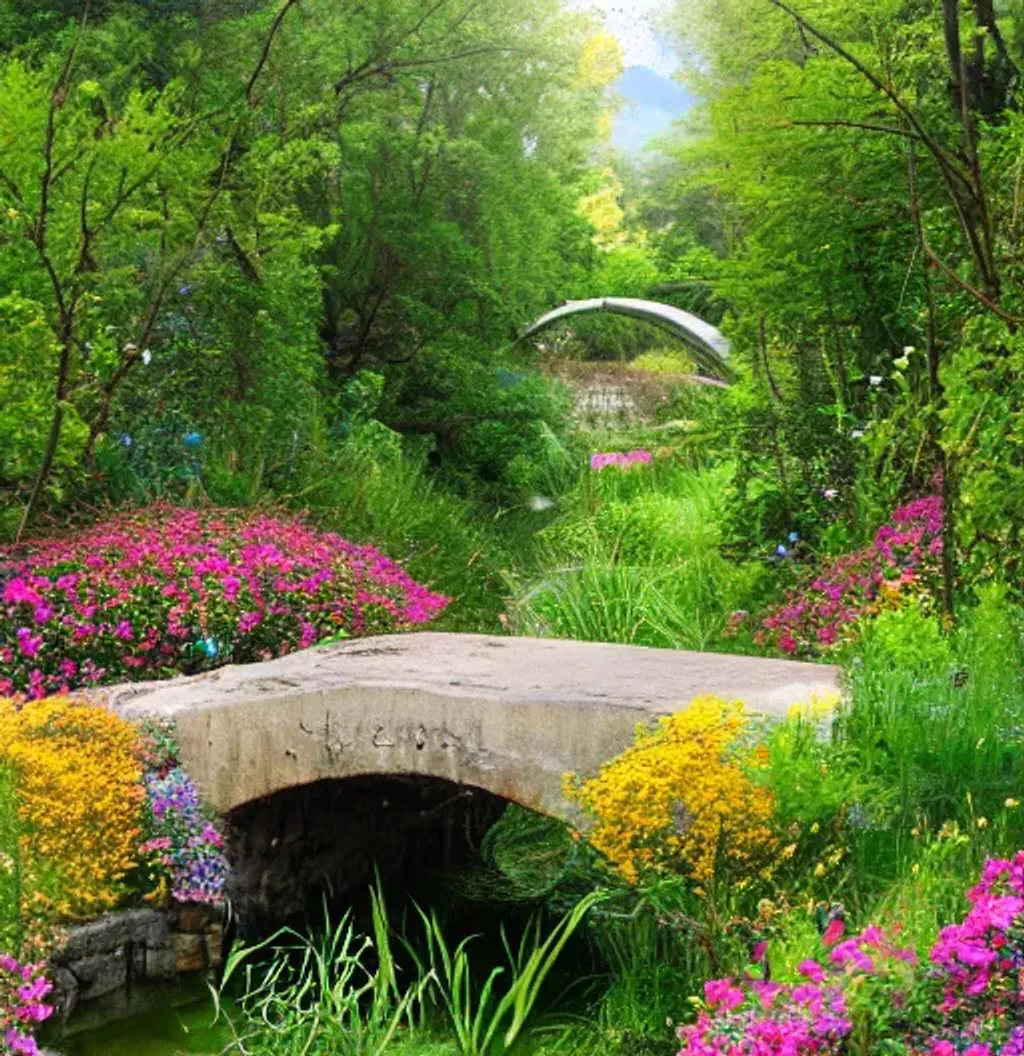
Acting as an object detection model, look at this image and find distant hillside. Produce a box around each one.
[613,65,695,155]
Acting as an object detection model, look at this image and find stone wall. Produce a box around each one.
[52,903,224,1022]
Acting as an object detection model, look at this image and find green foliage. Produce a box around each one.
[512,463,765,650]
[383,345,578,502]
[0,763,20,956]
[415,891,603,1056]
[216,889,432,1056]
[0,0,616,534]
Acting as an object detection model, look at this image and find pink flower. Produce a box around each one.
[822,917,845,947]
[704,978,745,1011]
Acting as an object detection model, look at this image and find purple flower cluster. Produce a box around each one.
[0,955,52,1056]
[678,854,1024,1056]
[758,495,944,657]
[0,506,450,698]
[140,768,228,905]
[589,450,654,472]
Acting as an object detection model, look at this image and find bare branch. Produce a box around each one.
[766,1,974,194]
[924,245,1018,329]
[787,119,925,142]
[246,0,301,107]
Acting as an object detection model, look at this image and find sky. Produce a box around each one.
[567,0,679,77]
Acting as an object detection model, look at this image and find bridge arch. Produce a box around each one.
[520,298,734,382]
[107,632,838,822]
[105,633,838,932]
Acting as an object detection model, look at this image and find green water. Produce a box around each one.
[45,982,235,1056]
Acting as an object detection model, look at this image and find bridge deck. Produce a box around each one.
[105,633,841,817]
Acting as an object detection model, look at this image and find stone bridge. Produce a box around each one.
[106,632,840,821]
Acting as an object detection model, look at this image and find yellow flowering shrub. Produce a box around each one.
[563,695,778,885]
[0,697,143,922]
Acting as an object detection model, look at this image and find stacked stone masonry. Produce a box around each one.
[52,904,224,1022]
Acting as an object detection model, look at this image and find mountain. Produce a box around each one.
[612,65,695,155]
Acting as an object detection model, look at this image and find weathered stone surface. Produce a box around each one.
[52,966,79,1022]
[205,924,224,968]
[58,909,166,962]
[145,945,179,979]
[172,932,208,973]
[67,950,127,1000]
[104,632,840,819]
[175,903,218,934]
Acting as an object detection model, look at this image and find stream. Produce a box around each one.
[44,979,234,1056]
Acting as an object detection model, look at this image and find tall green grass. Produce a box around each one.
[0,762,21,955]
[216,889,602,1056]
[843,584,1024,832]
[510,463,764,651]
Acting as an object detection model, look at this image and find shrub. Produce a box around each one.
[0,954,53,1056]
[563,696,777,886]
[676,853,1024,1056]
[757,495,944,658]
[0,698,143,922]
[0,506,449,696]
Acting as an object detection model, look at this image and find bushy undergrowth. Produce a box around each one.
[0,505,448,696]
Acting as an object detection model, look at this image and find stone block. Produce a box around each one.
[205,924,224,969]
[175,903,217,934]
[69,950,127,1000]
[145,945,179,979]
[52,966,79,1023]
[172,932,208,973]
[59,909,167,962]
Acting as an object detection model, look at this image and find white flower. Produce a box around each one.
[903,345,915,355]
[527,495,554,512]
[823,488,838,500]
[869,375,883,386]
[142,348,152,365]
[851,429,865,439]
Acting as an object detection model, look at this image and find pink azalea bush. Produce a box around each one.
[590,450,655,472]
[0,507,449,697]
[678,853,1024,1056]
[0,955,52,1056]
[757,496,944,657]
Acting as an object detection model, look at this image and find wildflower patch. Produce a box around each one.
[0,506,450,697]
[757,496,944,658]
[678,853,1024,1054]
[563,695,777,886]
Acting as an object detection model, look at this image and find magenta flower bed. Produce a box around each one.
[0,507,449,698]
[678,853,1024,1056]
[0,955,52,1056]
[757,496,944,657]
